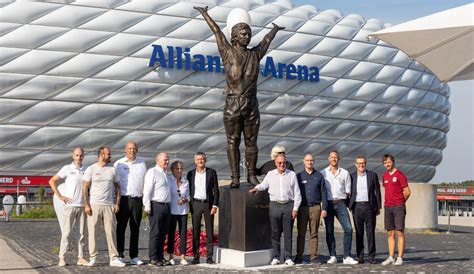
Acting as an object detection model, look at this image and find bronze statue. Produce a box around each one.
[194,6,284,188]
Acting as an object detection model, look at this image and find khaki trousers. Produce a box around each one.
[296,204,321,258]
[59,206,85,258]
[87,204,118,259]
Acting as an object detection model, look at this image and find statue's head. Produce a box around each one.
[231,23,251,47]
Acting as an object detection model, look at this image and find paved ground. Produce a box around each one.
[0,219,472,273]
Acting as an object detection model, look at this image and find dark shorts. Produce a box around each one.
[384,204,406,231]
[223,96,260,126]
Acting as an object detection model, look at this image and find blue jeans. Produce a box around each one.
[325,201,353,257]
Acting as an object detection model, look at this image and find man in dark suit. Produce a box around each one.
[186,152,219,264]
[348,155,381,264]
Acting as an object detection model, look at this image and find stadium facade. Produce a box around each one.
[0,0,450,182]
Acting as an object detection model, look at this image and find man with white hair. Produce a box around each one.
[256,145,294,176]
[194,5,284,188]
[250,154,301,266]
[143,152,172,267]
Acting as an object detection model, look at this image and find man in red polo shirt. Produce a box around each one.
[381,154,411,266]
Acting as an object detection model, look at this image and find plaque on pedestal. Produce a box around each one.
[218,184,271,251]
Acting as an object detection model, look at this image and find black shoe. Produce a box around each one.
[148,259,159,266]
[156,260,164,266]
[192,257,200,264]
[368,258,377,264]
[247,175,259,186]
[293,256,303,264]
[230,177,240,188]
[206,258,215,264]
[163,259,171,266]
[358,258,364,264]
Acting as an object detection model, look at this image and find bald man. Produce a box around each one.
[143,153,172,266]
[114,141,147,265]
[49,147,88,267]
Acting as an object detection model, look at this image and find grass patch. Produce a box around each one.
[12,204,56,219]
[52,246,59,254]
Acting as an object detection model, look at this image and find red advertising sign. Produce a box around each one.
[0,176,51,187]
[0,187,28,194]
[437,195,461,200]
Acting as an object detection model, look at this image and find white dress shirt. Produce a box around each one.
[114,157,147,197]
[256,169,302,211]
[193,168,207,200]
[168,175,190,215]
[56,162,87,207]
[355,172,369,202]
[321,166,351,200]
[143,166,171,211]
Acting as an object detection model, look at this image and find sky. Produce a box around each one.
[292,0,474,183]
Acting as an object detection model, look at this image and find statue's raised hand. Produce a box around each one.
[194,6,208,15]
[272,23,285,31]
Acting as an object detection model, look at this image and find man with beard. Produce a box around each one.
[83,147,125,267]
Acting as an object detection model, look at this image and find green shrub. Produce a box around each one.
[12,204,56,219]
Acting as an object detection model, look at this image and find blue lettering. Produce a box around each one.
[286,64,296,80]
[148,44,319,83]
[297,65,308,81]
[207,55,221,72]
[262,56,276,78]
[167,46,174,69]
[277,63,285,79]
[309,67,319,82]
[192,54,205,71]
[184,48,191,70]
[148,45,167,67]
[176,47,183,69]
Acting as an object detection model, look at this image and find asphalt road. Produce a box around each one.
[0,219,472,273]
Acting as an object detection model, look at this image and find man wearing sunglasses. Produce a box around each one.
[250,154,301,266]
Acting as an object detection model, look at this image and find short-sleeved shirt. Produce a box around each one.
[56,163,87,207]
[114,157,147,197]
[382,169,408,206]
[84,163,120,205]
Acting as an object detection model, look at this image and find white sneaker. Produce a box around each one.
[270,258,280,265]
[87,258,96,267]
[381,256,395,266]
[284,259,295,266]
[110,258,126,267]
[130,257,144,266]
[394,257,403,266]
[169,258,175,265]
[180,259,188,265]
[327,256,337,264]
[343,257,359,265]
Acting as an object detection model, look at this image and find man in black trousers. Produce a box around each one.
[143,152,171,266]
[348,155,381,264]
[187,152,219,264]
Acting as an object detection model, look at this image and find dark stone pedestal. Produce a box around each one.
[218,184,271,251]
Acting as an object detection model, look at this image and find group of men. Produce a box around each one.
[49,142,219,267]
[250,150,411,266]
[49,142,410,268]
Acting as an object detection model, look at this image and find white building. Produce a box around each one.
[0,0,450,182]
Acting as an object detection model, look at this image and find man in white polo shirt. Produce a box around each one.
[114,141,147,265]
[49,147,88,267]
[83,146,125,267]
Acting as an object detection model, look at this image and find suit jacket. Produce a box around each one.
[348,170,381,212]
[186,167,219,212]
